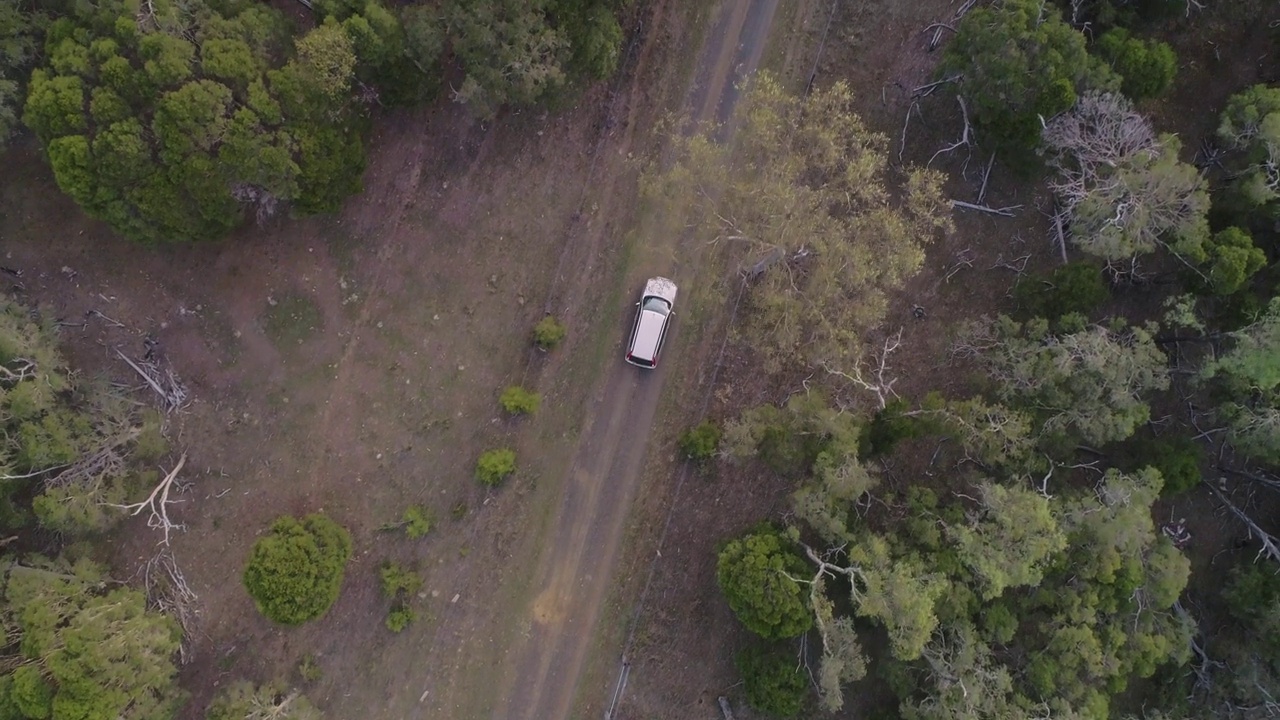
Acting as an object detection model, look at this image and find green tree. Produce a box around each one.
[958,315,1169,445]
[327,1,439,105]
[205,681,321,720]
[942,0,1114,162]
[948,482,1066,600]
[1217,84,1280,219]
[1203,296,1280,395]
[735,643,809,718]
[0,558,184,720]
[499,386,541,415]
[0,0,44,148]
[716,526,813,640]
[1201,227,1267,296]
[555,0,623,80]
[22,0,367,243]
[1013,262,1110,322]
[645,72,951,371]
[444,0,568,117]
[243,514,353,625]
[1093,28,1176,101]
[0,299,166,535]
[1044,95,1210,265]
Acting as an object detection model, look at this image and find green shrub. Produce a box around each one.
[207,681,321,720]
[297,654,322,683]
[1093,28,1176,101]
[1013,262,1109,321]
[532,315,567,350]
[1203,227,1267,296]
[403,504,433,539]
[500,386,542,415]
[716,525,813,640]
[678,421,722,462]
[380,562,422,599]
[475,448,517,486]
[385,605,415,632]
[1119,435,1203,497]
[243,514,352,625]
[736,643,809,717]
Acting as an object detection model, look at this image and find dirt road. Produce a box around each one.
[488,2,779,719]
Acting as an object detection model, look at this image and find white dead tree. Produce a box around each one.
[106,453,188,545]
[1207,478,1280,565]
[1043,92,1210,274]
[823,328,903,410]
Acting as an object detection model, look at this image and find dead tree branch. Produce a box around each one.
[991,253,1032,276]
[929,96,972,166]
[977,153,995,205]
[926,0,977,50]
[951,200,1022,217]
[0,358,36,385]
[912,75,961,98]
[823,329,903,410]
[899,101,920,163]
[106,453,187,545]
[944,248,976,283]
[115,348,189,412]
[1207,478,1280,565]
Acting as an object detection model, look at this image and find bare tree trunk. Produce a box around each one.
[718,696,736,720]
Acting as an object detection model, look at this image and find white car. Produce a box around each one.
[625,277,677,369]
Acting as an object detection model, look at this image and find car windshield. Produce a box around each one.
[642,297,670,315]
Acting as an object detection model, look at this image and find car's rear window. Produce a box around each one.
[642,297,670,315]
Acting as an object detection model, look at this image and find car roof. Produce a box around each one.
[630,307,668,361]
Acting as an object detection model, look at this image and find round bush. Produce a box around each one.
[476,448,517,486]
[716,526,813,640]
[243,514,352,625]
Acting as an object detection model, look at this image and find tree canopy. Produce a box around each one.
[0,0,43,149]
[1218,84,1280,219]
[22,0,368,243]
[942,0,1113,162]
[958,315,1169,446]
[0,558,184,720]
[645,72,951,371]
[715,525,813,640]
[0,299,168,535]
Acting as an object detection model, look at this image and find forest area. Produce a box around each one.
[653,0,1280,718]
[1,0,1279,718]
